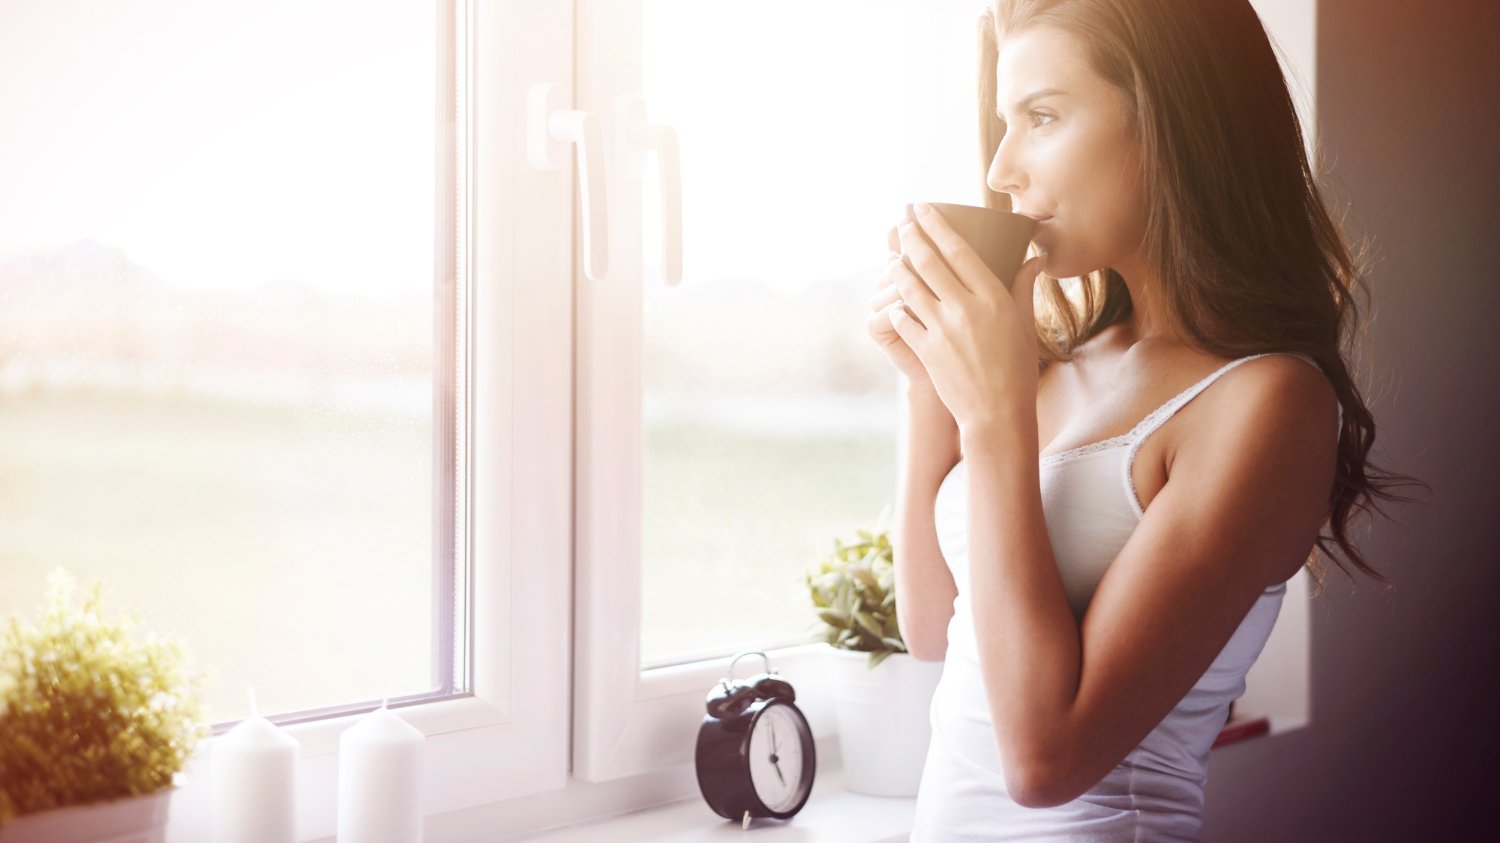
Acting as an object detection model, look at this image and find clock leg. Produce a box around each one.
[742,810,751,830]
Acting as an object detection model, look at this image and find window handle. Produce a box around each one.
[617,95,682,286]
[527,82,609,281]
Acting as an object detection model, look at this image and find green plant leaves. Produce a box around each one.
[882,614,903,640]
[853,610,883,639]
[0,568,209,821]
[815,608,850,629]
[805,524,909,661]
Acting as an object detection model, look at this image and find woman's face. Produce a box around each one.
[988,25,1147,281]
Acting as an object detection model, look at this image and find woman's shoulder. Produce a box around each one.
[1135,337,1330,397]
[1170,350,1340,458]
[1207,351,1335,406]
[1120,342,1338,465]
[1042,327,1338,446]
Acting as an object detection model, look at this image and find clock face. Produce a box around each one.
[747,701,810,814]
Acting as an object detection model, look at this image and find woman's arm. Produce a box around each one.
[893,379,962,662]
[960,356,1338,809]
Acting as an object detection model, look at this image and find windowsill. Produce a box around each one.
[278,590,1308,843]
[512,744,912,843]
[176,595,1308,843]
[501,715,1281,843]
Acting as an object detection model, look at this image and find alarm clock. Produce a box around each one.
[695,649,816,828]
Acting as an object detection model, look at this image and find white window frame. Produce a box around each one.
[159,1,1317,838]
[566,0,827,784]
[167,2,574,838]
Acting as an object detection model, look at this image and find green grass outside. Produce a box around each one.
[0,391,896,723]
[642,421,897,665]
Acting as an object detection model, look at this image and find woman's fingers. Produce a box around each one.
[870,289,926,330]
[869,281,901,311]
[867,298,924,337]
[872,249,933,329]
[875,252,902,289]
[877,247,937,300]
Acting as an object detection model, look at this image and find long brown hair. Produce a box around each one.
[977,0,1428,594]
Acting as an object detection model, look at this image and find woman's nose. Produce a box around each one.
[987,134,1023,196]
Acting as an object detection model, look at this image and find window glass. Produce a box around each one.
[0,0,454,723]
[638,0,983,665]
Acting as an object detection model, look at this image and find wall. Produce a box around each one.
[1204,1,1500,839]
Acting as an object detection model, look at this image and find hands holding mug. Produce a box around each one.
[865,202,1043,434]
[867,225,935,389]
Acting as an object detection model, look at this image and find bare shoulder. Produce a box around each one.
[1169,353,1341,574]
[1195,353,1339,444]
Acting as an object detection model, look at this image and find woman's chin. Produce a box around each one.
[1037,253,1071,278]
[1032,246,1069,276]
[1035,255,1102,280]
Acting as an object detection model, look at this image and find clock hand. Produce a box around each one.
[768,719,786,785]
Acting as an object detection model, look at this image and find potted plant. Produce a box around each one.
[806,522,943,797]
[0,568,209,842]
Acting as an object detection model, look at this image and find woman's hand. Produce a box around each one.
[885,202,1046,435]
[867,223,938,389]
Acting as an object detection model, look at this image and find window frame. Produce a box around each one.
[168,1,574,837]
[566,0,822,784]
[159,0,1317,837]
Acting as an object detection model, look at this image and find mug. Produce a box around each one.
[903,202,1037,289]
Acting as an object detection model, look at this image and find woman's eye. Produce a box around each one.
[995,112,1054,132]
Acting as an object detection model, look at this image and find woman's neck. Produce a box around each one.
[1111,260,1184,346]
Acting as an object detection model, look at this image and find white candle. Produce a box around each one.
[337,705,425,843]
[211,703,298,843]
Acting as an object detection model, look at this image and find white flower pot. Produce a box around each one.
[826,646,945,797]
[0,788,172,843]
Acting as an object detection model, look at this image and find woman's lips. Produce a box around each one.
[1029,218,1051,249]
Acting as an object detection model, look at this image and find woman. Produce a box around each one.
[865,0,1422,839]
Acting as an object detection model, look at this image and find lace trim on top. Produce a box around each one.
[1036,352,1325,470]
[1038,385,1198,467]
[1038,434,1133,467]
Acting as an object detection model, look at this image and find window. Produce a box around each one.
[0,0,1316,837]
[1,0,572,834]
[0,0,464,725]
[572,0,993,781]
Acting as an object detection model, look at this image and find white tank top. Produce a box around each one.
[911,352,1340,842]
